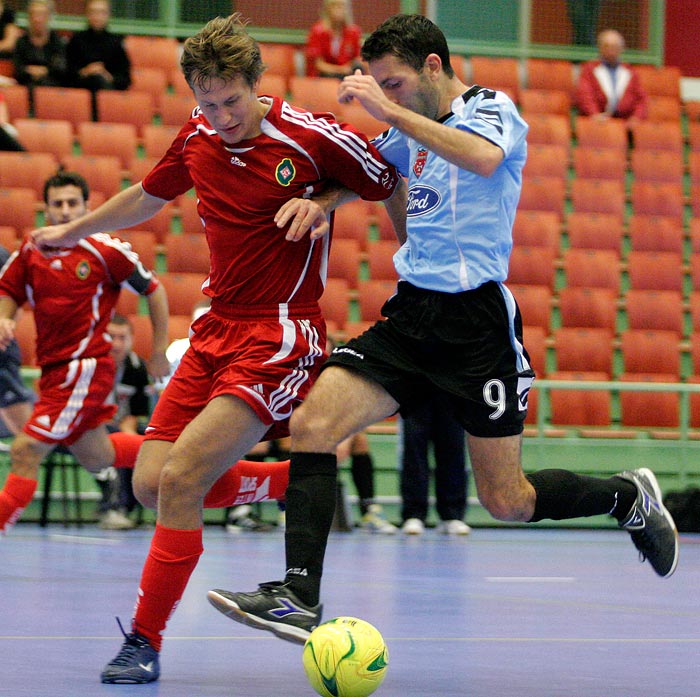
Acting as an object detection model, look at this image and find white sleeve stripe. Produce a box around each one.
[279,104,387,182]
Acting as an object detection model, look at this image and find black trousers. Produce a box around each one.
[399,394,468,522]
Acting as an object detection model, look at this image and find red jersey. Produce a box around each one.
[142,96,398,306]
[0,234,159,367]
[305,21,362,77]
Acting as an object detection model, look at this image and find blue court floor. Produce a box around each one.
[2,524,699,697]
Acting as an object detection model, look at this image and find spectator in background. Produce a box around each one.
[95,314,154,530]
[13,0,68,89]
[305,0,363,78]
[566,0,601,46]
[576,29,648,133]
[399,393,470,536]
[0,0,21,59]
[66,0,130,118]
[0,90,23,149]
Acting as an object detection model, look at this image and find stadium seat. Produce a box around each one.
[570,179,625,220]
[33,87,92,130]
[548,371,612,427]
[96,90,155,134]
[115,288,140,316]
[522,324,547,376]
[561,248,621,292]
[127,314,154,360]
[512,210,561,250]
[258,73,287,99]
[62,154,123,199]
[508,246,557,289]
[627,214,683,254]
[518,176,566,220]
[632,121,683,153]
[566,211,623,252]
[646,96,682,123]
[366,240,399,281]
[470,56,519,101]
[634,65,681,100]
[142,124,180,159]
[332,200,372,250]
[575,117,627,152]
[128,156,160,185]
[259,42,297,92]
[509,284,552,331]
[78,122,138,169]
[553,327,614,376]
[122,204,175,244]
[124,35,180,73]
[630,181,684,222]
[113,229,157,270]
[14,119,74,160]
[130,67,169,102]
[619,373,680,428]
[572,147,626,182]
[522,144,568,179]
[630,149,683,185]
[327,238,361,289]
[337,102,389,139]
[158,93,197,127]
[624,289,684,335]
[0,225,19,250]
[167,314,194,345]
[557,286,618,331]
[289,76,341,114]
[0,152,58,197]
[164,233,210,274]
[620,330,681,376]
[625,250,683,292]
[519,89,571,116]
[357,279,397,322]
[525,59,574,96]
[319,277,350,329]
[0,188,39,231]
[2,84,30,120]
[525,114,571,149]
[158,272,207,315]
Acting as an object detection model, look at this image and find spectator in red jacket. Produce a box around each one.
[576,29,648,132]
[305,0,363,78]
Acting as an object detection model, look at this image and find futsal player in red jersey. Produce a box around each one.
[32,13,400,684]
[0,170,170,535]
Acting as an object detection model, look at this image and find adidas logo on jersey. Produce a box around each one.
[229,156,247,167]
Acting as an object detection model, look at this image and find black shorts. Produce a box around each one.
[0,341,32,408]
[325,281,535,437]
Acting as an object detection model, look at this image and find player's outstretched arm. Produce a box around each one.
[31,184,169,252]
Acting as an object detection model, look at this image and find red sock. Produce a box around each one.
[132,524,203,651]
[108,432,145,469]
[0,473,38,534]
[203,459,290,509]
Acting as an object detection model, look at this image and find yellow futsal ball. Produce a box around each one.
[302,617,389,697]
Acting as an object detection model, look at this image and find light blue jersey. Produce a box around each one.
[373,86,528,292]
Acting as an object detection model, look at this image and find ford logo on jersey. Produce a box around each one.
[406,185,441,217]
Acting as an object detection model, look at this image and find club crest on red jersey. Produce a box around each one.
[275,158,296,186]
[413,148,428,178]
[75,260,91,280]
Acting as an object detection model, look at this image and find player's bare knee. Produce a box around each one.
[132,470,159,508]
[479,489,531,522]
[158,459,207,506]
[10,438,46,478]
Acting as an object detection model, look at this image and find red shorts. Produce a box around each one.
[145,300,326,443]
[25,356,117,445]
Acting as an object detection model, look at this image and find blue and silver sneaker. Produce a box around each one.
[618,468,679,578]
[100,620,160,684]
[208,581,322,644]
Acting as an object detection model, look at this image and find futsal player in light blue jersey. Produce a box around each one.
[210,14,678,643]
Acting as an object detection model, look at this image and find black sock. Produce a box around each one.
[526,469,638,522]
[351,453,374,515]
[284,452,337,606]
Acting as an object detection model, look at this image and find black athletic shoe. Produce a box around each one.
[207,581,322,644]
[100,620,160,684]
[618,468,679,578]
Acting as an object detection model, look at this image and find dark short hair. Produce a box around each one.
[361,14,454,79]
[43,169,90,203]
[108,313,132,329]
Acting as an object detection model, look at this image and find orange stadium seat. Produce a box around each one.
[630,149,683,185]
[2,84,30,120]
[337,102,390,139]
[512,210,561,250]
[470,56,519,101]
[158,272,207,315]
[548,371,612,427]
[572,147,626,182]
[634,65,681,100]
[561,248,621,293]
[113,229,157,270]
[96,90,155,134]
[124,35,180,73]
[130,67,169,102]
[0,188,39,231]
[127,314,154,360]
[508,245,557,289]
[646,96,682,123]
[519,89,570,116]
[0,152,58,197]
[522,325,547,377]
[259,43,297,90]
[509,284,552,331]
[557,286,618,331]
[142,124,180,159]
[78,122,138,170]
[627,214,683,254]
[332,200,372,250]
[62,154,123,199]
[620,330,681,376]
[525,59,574,96]
[632,121,683,153]
[630,181,684,222]
[14,119,74,160]
[289,76,341,114]
[626,250,683,292]
[570,179,625,220]
[164,233,210,274]
[522,144,568,179]
[518,176,566,219]
[158,93,197,127]
[624,289,684,335]
[619,373,680,428]
[33,87,92,130]
[566,211,623,252]
[357,279,396,322]
[575,117,627,152]
[366,240,399,281]
[327,238,361,289]
[258,73,287,99]
[0,225,19,250]
[553,328,614,376]
[525,114,571,149]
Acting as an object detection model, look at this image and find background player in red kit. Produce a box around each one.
[32,13,400,684]
[0,169,169,534]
